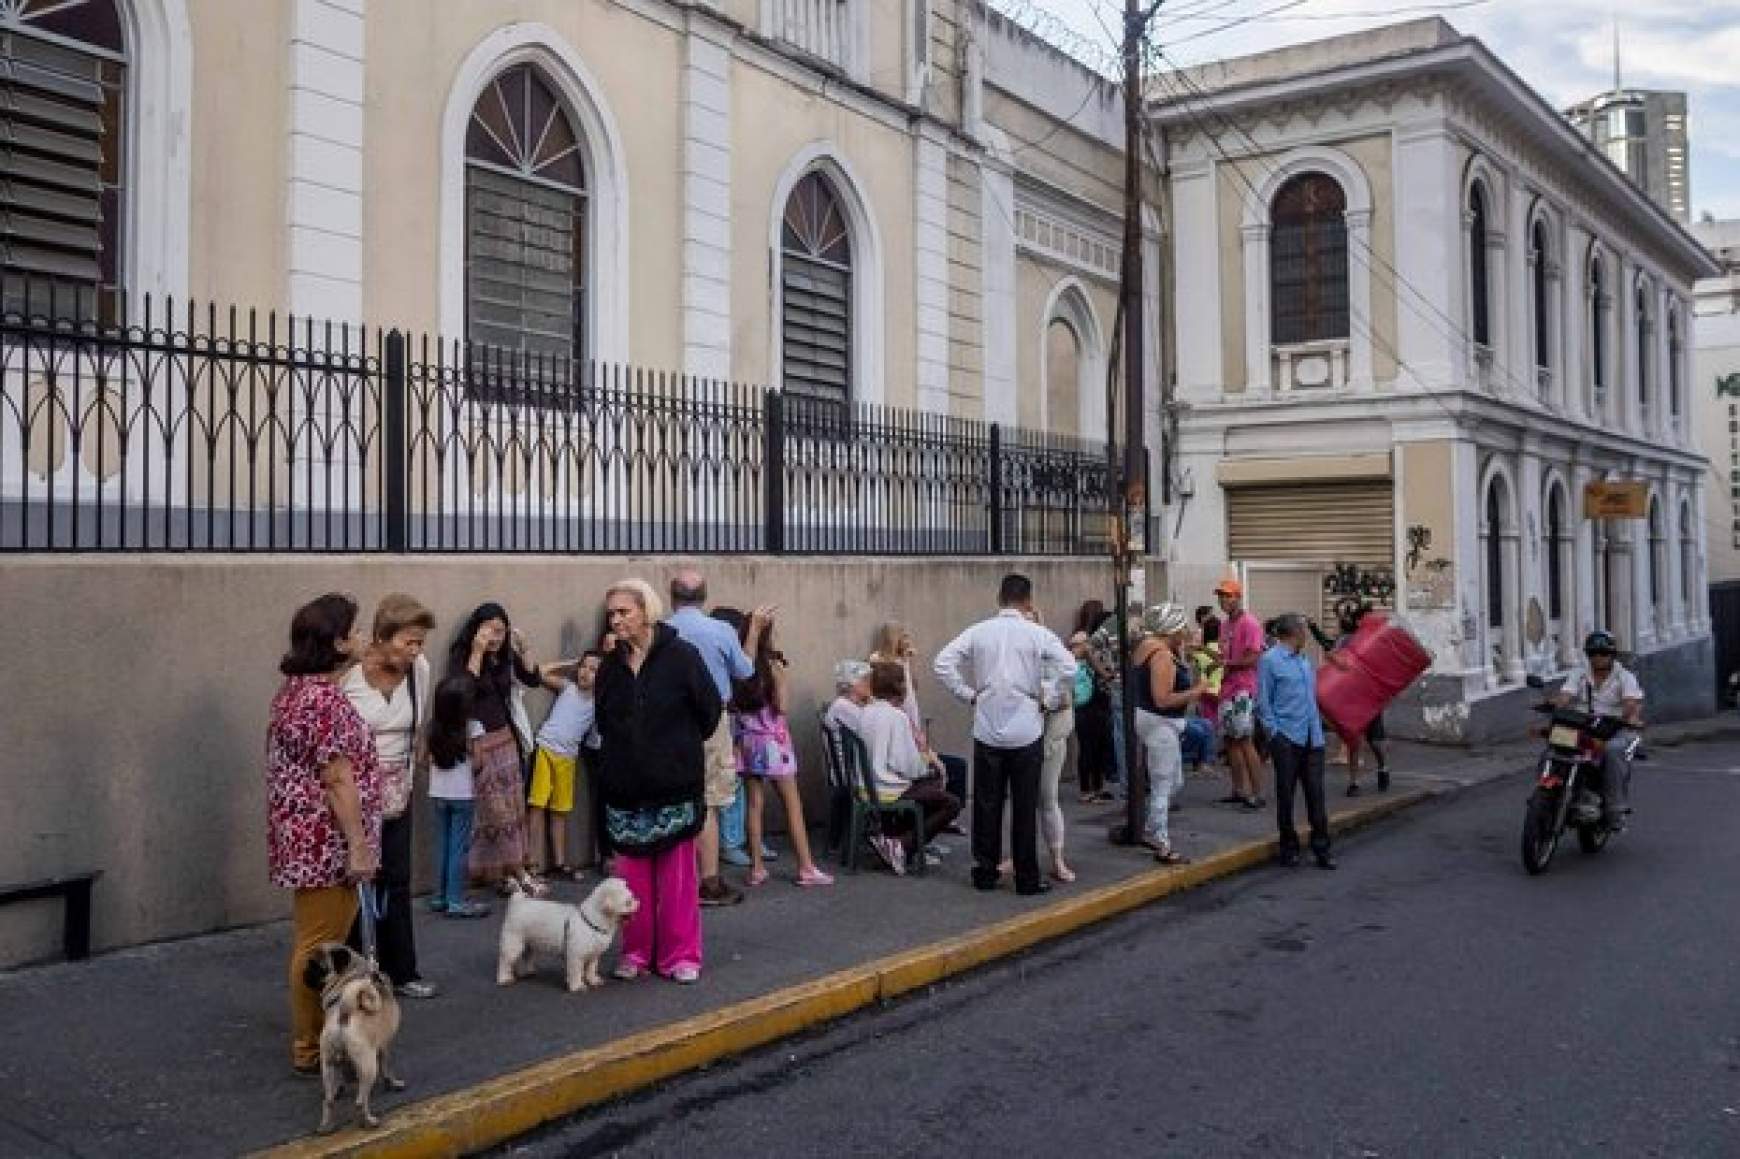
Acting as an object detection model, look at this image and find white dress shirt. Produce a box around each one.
[934,609,1078,749]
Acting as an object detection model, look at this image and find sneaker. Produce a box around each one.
[759,844,780,863]
[445,900,492,920]
[699,877,744,907]
[720,846,753,868]
[612,961,644,981]
[425,898,449,914]
[670,966,701,985]
[796,865,835,888]
[923,841,949,858]
[922,851,943,867]
[394,979,440,999]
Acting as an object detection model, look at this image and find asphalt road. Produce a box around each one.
[502,739,1740,1159]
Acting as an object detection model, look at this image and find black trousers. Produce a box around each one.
[972,739,1044,890]
[1075,692,1113,796]
[348,810,419,986]
[1272,736,1331,859]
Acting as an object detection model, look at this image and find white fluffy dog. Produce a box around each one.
[496,876,640,992]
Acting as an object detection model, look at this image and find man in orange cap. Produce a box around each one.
[1215,577,1267,811]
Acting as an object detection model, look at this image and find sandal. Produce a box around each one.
[746,867,769,887]
[796,866,835,888]
[1051,862,1077,884]
[1154,847,1191,866]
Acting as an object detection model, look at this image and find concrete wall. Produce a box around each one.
[0,555,1124,967]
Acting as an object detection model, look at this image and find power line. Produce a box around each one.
[1158,0,1489,25]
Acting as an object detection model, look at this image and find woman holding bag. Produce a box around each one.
[340,594,437,998]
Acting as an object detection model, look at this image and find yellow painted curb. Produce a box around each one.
[256,788,1432,1159]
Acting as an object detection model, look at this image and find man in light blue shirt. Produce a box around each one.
[668,569,769,906]
[1257,613,1335,870]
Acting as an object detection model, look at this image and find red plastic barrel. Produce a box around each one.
[1315,612,1433,740]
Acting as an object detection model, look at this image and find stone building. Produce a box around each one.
[1151,20,1719,741]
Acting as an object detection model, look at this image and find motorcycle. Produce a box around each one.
[1519,674,1641,876]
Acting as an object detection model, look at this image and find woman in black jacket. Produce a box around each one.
[595,579,723,984]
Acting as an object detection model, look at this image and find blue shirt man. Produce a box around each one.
[1256,614,1335,869]
[1257,635,1325,750]
[667,604,753,700]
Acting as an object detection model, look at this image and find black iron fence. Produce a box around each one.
[0,293,1132,555]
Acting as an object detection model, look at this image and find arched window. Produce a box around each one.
[1635,284,1651,417]
[0,0,128,321]
[1531,221,1550,372]
[1270,172,1348,345]
[1648,496,1665,624]
[1468,183,1491,347]
[1045,318,1081,437]
[1546,485,1565,622]
[1668,308,1683,424]
[1589,256,1608,405]
[1680,499,1696,612]
[465,63,589,362]
[1485,482,1505,631]
[780,170,854,409]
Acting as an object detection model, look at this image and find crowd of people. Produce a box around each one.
[262,569,1389,1074]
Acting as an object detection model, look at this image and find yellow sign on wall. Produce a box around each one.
[1584,480,1649,519]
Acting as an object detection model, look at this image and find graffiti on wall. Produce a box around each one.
[1404,525,1455,609]
[1322,561,1397,624]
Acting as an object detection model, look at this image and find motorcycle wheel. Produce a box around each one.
[1521,789,1561,875]
[1576,823,1611,854]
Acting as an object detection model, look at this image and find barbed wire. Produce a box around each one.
[986,0,1125,80]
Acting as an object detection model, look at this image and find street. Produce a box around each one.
[504,741,1740,1158]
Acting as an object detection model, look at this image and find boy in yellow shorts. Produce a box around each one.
[528,651,601,880]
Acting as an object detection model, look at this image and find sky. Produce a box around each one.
[1034,0,1740,219]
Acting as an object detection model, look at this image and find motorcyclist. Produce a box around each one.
[1551,630,1644,829]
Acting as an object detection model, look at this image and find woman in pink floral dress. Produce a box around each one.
[264,593,382,1075]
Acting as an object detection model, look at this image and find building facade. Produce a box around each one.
[1153,20,1718,742]
[0,0,1159,456]
[1691,219,1740,585]
[1564,87,1690,225]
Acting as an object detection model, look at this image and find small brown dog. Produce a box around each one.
[302,942,405,1133]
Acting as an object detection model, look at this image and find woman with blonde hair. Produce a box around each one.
[870,620,967,811]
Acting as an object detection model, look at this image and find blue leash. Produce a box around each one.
[356,881,383,963]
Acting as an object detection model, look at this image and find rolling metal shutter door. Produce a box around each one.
[1227,480,1394,564]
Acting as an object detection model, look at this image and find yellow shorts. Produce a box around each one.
[527,748,577,814]
[703,717,739,808]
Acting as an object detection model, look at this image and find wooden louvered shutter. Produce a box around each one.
[781,254,850,406]
[1226,480,1394,564]
[0,28,121,319]
[465,165,585,362]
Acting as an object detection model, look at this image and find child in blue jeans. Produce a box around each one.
[426,675,491,918]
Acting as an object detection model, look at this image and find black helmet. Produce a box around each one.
[1583,630,1617,656]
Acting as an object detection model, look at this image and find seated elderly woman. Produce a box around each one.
[858,662,963,868]
[825,659,873,735]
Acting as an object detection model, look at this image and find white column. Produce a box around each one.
[913,130,951,413]
[1241,222,1270,394]
[1347,208,1375,388]
[287,0,365,322]
[1518,447,1545,670]
[979,155,1017,425]
[680,28,733,380]
[1567,457,1594,668]
[1172,158,1221,401]
[1392,123,1459,392]
[1506,174,1530,399]
[1562,226,1587,419]
[1451,439,1486,680]
[286,0,366,517]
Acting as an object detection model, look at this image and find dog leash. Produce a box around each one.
[356,881,383,963]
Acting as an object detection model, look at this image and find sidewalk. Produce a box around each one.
[0,727,1715,1158]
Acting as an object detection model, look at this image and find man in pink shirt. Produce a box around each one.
[1215,578,1267,811]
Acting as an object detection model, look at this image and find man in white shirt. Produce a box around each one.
[1552,629,1644,828]
[934,573,1078,895]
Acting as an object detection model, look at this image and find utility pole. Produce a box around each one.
[1109,0,1156,846]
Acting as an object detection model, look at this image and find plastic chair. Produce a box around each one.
[817,711,856,857]
[834,725,927,876]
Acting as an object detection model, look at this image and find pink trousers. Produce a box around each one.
[616,836,702,976]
